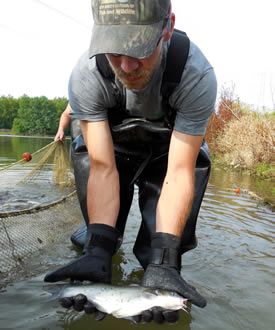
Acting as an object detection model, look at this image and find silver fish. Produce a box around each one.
[50,283,188,319]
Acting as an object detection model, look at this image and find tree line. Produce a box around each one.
[0,95,68,135]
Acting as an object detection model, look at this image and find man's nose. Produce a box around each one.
[120,56,139,73]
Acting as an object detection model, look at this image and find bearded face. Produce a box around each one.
[106,39,163,90]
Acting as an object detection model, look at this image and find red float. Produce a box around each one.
[22,152,32,162]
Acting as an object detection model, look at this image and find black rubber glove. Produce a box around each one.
[44,223,120,319]
[140,232,207,324]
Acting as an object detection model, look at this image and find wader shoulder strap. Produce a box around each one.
[95,54,115,80]
[161,29,190,98]
[95,29,190,99]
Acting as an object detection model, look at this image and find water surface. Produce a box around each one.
[0,136,274,330]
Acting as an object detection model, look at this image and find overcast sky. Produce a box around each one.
[0,0,274,110]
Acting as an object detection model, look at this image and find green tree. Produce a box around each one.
[13,95,33,134]
[13,95,58,135]
[0,95,19,129]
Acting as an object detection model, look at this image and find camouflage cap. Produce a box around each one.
[89,0,171,59]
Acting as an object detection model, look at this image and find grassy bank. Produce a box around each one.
[207,113,274,176]
[205,86,275,207]
[0,129,12,135]
[0,129,56,138]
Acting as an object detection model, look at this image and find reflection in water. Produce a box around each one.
[0,164,274,329]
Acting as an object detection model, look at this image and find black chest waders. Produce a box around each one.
[70,30,211,269]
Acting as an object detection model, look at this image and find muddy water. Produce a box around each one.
[0,136,274,329]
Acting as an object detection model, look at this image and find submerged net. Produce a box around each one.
[0,193,82,277]
[0,140,83,277]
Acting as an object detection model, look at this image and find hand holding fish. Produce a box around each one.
[46,283,188,323]
[138,232,207,323]
[44,226,206,324]
[44,224,120,319]
[44,224,120,283]
[140,264,206,322]
[58,292,107,320]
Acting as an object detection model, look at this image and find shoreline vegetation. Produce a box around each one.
[1,89,274,207]
[0,95,68,136]
[205,86,274,178]
[205,85,274,208]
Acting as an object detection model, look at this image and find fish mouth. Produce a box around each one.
[183,300,191,313]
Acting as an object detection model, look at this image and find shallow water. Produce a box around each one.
[0,136,274,329]
[1,174,274,330]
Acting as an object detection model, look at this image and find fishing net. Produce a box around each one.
[1,140,74,188]
[0,140,83,277]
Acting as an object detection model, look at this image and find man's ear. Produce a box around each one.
[163,13,175,42]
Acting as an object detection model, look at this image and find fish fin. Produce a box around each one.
[42,284,65,300]
[125,315,142,324]
[143,288,159,296]
[123,316,138,323]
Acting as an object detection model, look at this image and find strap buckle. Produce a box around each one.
[150,248,181,270]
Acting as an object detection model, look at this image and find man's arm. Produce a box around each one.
[80,120,120,227]
[156,130,204,236]
[54,104,71,141]
[44,118,121,298]
[141,131,207,324]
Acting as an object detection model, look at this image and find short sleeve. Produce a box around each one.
[170,42,217,136]
[68,52,117,122]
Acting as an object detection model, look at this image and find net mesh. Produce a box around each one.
[0,140,75,214]
[0,140,82,277]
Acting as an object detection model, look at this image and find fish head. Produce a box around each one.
[154,289,188,311]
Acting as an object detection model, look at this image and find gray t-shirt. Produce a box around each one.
[69,39,217,136]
